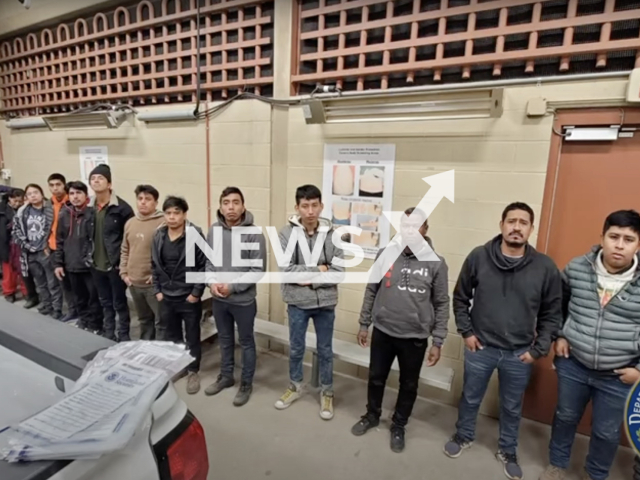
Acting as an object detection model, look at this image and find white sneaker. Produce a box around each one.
[275,384,302,410]
[320,393,334,420]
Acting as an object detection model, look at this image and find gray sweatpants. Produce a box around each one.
[28,251,63,313]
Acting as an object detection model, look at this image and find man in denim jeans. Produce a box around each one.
[443,202,563,480]
[539,210,640,480]
[275,185,344,421]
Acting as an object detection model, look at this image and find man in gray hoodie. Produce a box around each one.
[352,207,449,453]
[204,187,266,407]
[275,184,344,421]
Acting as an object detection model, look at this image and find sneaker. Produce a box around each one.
[5,294,15,303]
[390,424,405,453]
[233,384,253,407]
[92,329,103,336]
[581,470,594,480]
[51,310,63,321]
[538,465,566,480]
[204,375,235,396]
[443,433,473,458]
[351,413,380,436]
[274,384,302,410]
[186,372,200,395]
[61,312,78,323]
[320,393,334,420]
[23,298,39,309]
[496,450,523,480]
[38,307,52,316]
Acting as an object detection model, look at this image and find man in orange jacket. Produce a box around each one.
[48,173,77,322]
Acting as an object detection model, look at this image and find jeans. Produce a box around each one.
[28,251,63,313]
[549,356,630,480]
[162,294,202,373]
[92,268,131,341]
[2,261,26,297]
[288,305,335,394]
[60,272,77,316]
[456,346,533,454]
[130,285,163,341]
[212,299,257,385]
[23,273,38,302]
[367,327,429,428]
[68,271,103,331]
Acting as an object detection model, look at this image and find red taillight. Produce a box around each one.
[167,418,209,480]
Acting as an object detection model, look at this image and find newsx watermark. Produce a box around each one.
[185,170,454,286]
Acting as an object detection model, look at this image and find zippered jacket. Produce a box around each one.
[54,201,91,273]
[560,245,640,371]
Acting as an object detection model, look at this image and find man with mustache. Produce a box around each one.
[443,202,563,480]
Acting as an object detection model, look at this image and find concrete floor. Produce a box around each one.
[175,344,635,480]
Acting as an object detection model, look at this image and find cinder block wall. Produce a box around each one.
[0,78,630,417]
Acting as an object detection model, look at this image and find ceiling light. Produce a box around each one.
[564,126,620,141]
[42,110,128,131]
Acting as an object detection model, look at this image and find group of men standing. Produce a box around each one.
[1,170,637,480]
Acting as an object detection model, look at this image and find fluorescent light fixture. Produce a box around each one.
[42,110,128,131]
[6,117,47,130]
[564,126,620,141]
[137,108,197,123]
[303,88,504,124]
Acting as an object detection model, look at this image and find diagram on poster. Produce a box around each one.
[79,146,109,193]
[322,144,395,259]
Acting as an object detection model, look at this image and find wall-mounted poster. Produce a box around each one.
[79,146,109,195]
[321,144,395,259]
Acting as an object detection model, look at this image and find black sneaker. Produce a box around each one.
[204,375,235,396]
[495,450,523,480]
[23,298,39,309]
[61,312,78,323]
[233,384,253,407]
[38,307,53,316]
[51,310,63,321]
[390,424,405,453]
[5,294,15,303]
[443,433,473,458]
[351,413,380,436]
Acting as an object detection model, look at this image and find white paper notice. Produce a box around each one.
[321,144,396,259]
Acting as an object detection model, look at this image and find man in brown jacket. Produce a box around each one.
[120,185,165,340]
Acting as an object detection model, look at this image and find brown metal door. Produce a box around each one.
[523,110,640,443]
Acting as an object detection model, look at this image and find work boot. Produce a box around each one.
[274,383,302,410]
[186,372,200,395]
[204,375,235,396]
[233,383,252,407]
[23,298,38,309]
[496,450,524,480]
[443,433,473,458]
[390,424,406,453]
[581,469,594,480]
[351,413,380,436]
[538,465,566,480]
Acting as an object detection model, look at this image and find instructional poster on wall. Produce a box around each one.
[321,144,395,259]
[79,146,109,193]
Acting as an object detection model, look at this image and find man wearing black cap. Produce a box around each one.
[87,164,134,342]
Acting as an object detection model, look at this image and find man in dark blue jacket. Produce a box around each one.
[152,196,206,395]
[539,210,640,480]
[443,202,563,480]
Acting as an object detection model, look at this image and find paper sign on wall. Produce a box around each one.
[79,146,109,191]
[321,144,395,259]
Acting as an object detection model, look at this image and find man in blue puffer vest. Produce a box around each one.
[540,210,640,480]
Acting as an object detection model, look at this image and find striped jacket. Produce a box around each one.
[560,246,640,371]
[12,201,54,277]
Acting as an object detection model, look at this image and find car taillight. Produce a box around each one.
[167,418,209,480]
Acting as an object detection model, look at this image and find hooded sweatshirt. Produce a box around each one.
[53,201,91,273]
[453,234,563,358]
[120,210,165,286]
[48,194,69,251]
[278,215,345,309]
[359,237,450,343]
[205,210,267,306]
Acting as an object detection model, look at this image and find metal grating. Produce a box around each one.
[0,0,275,117]
[292,0,640,94]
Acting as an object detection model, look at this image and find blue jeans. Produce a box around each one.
[456,346,533,454]
[549,356,630,480]
[288,305,335,394]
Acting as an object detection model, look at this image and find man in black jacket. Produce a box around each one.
[0,188,26,303]
[87,164,134,342]
[54,181,103,333]
[152,196,206,395]
[443,202,563,480]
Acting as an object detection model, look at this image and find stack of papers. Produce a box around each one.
[1,341,194,463]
